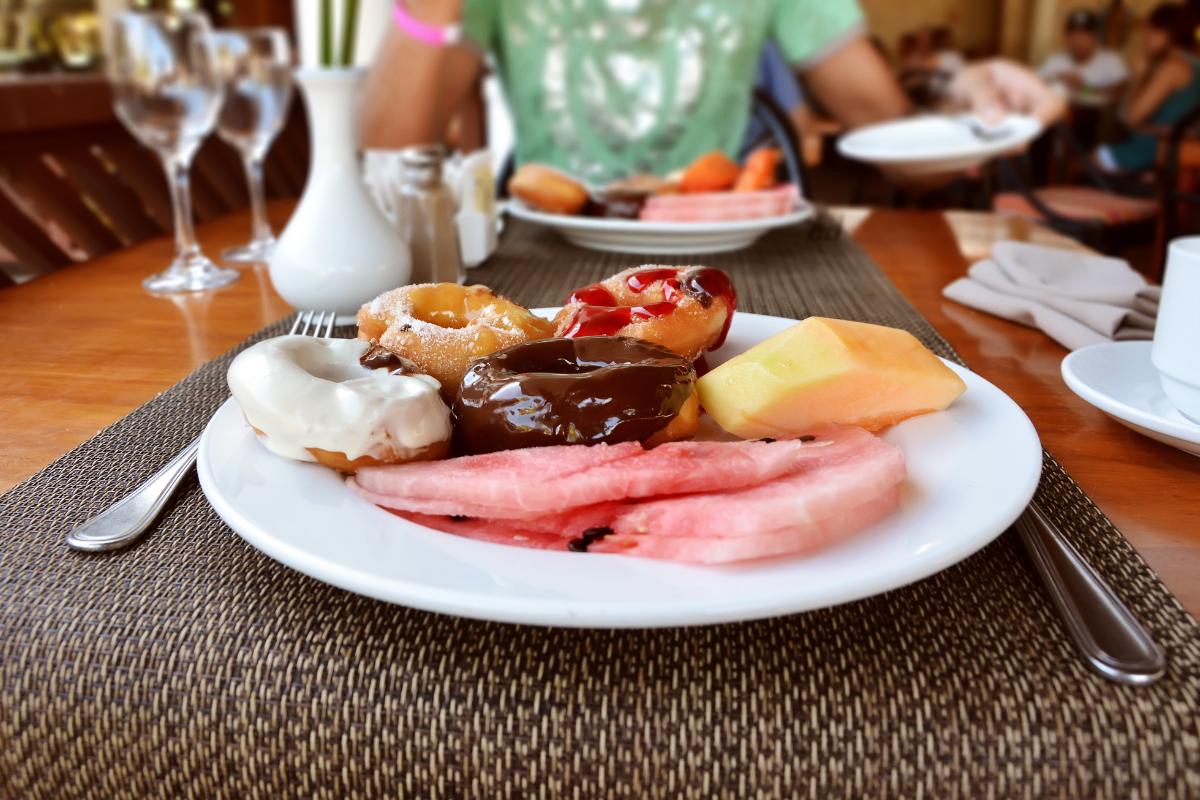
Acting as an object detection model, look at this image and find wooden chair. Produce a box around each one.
[745,88,809,195]
[991,113,1200,279]
[991,123,1160,257]
[0,74,308,281]
[1156,104,1200,273]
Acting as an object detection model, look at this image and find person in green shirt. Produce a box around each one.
[362,0,1063,184]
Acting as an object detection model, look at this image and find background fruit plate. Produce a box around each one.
[504,201,814,255]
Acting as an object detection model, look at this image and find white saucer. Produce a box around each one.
[1061,341,1200,457]
[836,114,1043,177]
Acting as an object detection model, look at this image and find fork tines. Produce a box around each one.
[289,310,338,338]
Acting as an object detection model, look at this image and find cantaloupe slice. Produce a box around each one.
[697,317,966,437]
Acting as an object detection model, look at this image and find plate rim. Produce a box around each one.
[505,200,814,233]
[199,312,1043,628]
[836,113,1043,166]
[1061,340,1200,445]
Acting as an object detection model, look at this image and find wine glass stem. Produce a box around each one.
[163,153,202,262]
[244,154,271,243]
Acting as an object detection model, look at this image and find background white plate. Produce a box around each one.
[837,114,1043,177]
[1062,340,1200,458]
[199,312,1042,628]
[505,201,813,254]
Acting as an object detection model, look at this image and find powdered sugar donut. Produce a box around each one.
[357,283,555,394]
[226,336,452,472]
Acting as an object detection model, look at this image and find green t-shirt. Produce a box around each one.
[463,0,863,183]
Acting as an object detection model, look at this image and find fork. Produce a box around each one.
[959,114,1012,142]
[65,311,338,553]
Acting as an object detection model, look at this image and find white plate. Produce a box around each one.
[505,201,813,254]
[837,114,1043,177]
[198,312,1042,628]
[1062,340,1200,457]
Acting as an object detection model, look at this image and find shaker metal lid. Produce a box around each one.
[400,145,444,167]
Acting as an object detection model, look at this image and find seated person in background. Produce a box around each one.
[897,27,957,106]
[1098,3,1200,173]
[1039,9,1129,107]
[897,32,917,68]
[363,1,1062,185]
[931,26,965,75]
[898,27,934,73]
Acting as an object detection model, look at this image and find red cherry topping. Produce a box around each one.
[561,267,737,349]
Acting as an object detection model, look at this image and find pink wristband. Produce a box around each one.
[393,1,461,46]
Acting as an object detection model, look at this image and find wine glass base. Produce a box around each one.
[143,254,240,293]
[221,238,276,265]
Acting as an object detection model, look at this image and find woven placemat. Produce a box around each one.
[1,219,1197,799]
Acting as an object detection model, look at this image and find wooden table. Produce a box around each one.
[2,202,1197,615]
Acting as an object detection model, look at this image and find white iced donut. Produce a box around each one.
[227,336,452,472]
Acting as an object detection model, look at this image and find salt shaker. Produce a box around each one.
[395,146,465,285]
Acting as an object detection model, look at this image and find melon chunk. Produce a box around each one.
[697,317,966,437]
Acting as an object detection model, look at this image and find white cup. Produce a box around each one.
[1152,237,1200,423]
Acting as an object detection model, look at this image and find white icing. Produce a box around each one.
[226,336,451,463]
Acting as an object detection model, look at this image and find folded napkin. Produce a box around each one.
[943,241,1160,350]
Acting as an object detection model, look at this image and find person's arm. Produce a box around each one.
[359,1,484,149]
[803,37,913,127]
[1123,58,1190,128]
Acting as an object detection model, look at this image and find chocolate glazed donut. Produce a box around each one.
[454,336,700,454]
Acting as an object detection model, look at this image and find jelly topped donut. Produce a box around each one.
[553,266,737,361]
[358,283,555,395]
[454,336,700,455]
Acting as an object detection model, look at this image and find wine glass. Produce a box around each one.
[107,11,238,293]
[211,28,293,264]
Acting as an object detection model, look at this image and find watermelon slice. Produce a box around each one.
[593,490,901,563]
[350,430,874,520]
[371,428,906,564]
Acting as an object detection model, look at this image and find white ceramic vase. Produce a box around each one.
[269,68,410,317]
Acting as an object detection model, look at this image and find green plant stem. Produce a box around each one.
[320,0,333,67]
[340,0,361,67]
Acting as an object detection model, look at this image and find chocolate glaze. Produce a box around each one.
[359,342,420,374]
[454,336,696,455]
[582,191,646,219]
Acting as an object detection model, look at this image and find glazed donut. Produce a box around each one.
[554,266,737,360]
[508,164,589,215]
[226,336,452,472]
[358,283,555,393]
[454,336,700,455]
